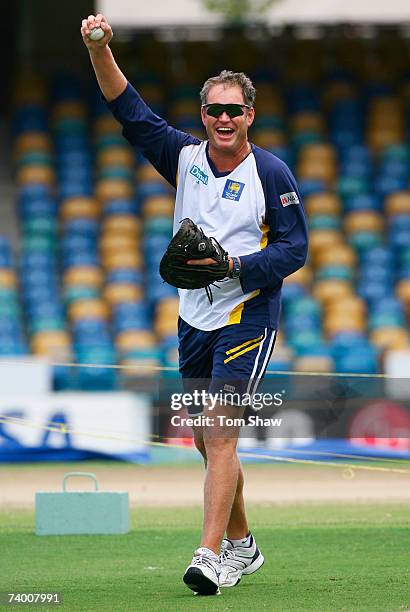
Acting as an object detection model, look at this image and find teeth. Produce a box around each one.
[217,128,233,132]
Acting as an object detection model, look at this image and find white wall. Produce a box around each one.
[98,0,410,27]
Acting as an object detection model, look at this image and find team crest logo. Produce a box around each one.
[189,165,208,185]
[222,180,245,201]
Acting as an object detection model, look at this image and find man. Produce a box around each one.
[81,14,308,596]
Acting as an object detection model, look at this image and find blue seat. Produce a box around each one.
[104,198,138,216]
[298,179,327,198]
[106,269,144,285]
[287,330,325,355]
[375,176,407,201]
[20,198,57,218]
[358,264,391,283]
[344,193,379,213]
[357,280,394,303]
[61,252,99,269]
[18,184,52,201]
[63,218,99,238]
[368,296,404,316]
[360,246,393,267]
[334,346,378,374]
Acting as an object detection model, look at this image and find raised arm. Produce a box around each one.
[81,13,127,102]
[81,13,200,187]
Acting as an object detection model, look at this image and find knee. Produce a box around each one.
[204,437,238,462]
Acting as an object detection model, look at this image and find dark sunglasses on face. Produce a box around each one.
[202,103,251,118]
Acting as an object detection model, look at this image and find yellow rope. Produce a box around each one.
[1,415,408,475]
[0,358,409,379]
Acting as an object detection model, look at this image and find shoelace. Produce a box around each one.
[219,547,236,564]
[192,553,219,572]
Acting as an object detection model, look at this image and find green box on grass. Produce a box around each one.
[35,472,129,536]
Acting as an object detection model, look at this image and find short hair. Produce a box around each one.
[200,70,256,107]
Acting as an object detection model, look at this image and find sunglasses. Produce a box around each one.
[202,103,251,118]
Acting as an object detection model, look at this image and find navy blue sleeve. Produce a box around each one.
[240,150,308,292]
[106,82,201,188]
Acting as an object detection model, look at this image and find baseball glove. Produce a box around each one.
[159,218,230,304]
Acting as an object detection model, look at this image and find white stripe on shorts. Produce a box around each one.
[247,329,276,396]
[245,327,268,395]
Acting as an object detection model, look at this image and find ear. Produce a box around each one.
[246,107,255,128]
[201,106,208,127]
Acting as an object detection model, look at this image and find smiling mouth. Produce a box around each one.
[216,127,234,136]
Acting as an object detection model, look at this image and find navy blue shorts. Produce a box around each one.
[178,317,276,415]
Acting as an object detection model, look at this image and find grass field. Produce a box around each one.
[1,503,409,611]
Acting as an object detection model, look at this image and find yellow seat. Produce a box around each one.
[313,279,354,304]
[115,329,157,352]
[101,215,141,236]
[155,297,179,316]
[323,82,357,109]
[304,192,342,217]
[102,251,143,270]
[136,163,167,183]
[308,229,344,260]
[293,355,334,373]
[283,266,312,287]
[142,195,174,218]
[100,234,139,256]
[120,356,161,378]
[63,266,104,288]
[155,317,178,339]
[95,178,133,202]
[396,279,410,307]
[94,114,122,135]
[315,244,356,268]
[170,100,199,120]
[97,146,135,168]
[290,112,325,134]
[370,327,409,350]
[299,143,337,163]
[31,330,71,357]
[16,165,55,186]
[53,101,86,121]
[13,132,52,158]
[297,159,336,184]
[367,129,403,152]
[103,283,143,305]
[68,299,109,321]
[324,313,366,337]
[252,129,285,149]
[13,74,47,105]
[0,269,17,289]
[344,211,384,234]
[325,296,367,317]
[60,197,100,221]
[138,84,163,105]
[385,192,410,216]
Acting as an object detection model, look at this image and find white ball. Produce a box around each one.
[88,27,104,41]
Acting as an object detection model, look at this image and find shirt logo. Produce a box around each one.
[222,180,245,201]
[189,165,208,185]
[280,191,300,207]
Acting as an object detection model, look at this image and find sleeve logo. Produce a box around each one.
[222,180,245,201]
[280,191,300,206]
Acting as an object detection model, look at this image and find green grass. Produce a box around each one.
[1,504,409,611]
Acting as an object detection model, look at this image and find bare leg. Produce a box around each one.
[191,403,247,554]
[193,424,249,544]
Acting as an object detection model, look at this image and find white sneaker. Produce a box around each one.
[219,533,264,587]
[183,547,221,595]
